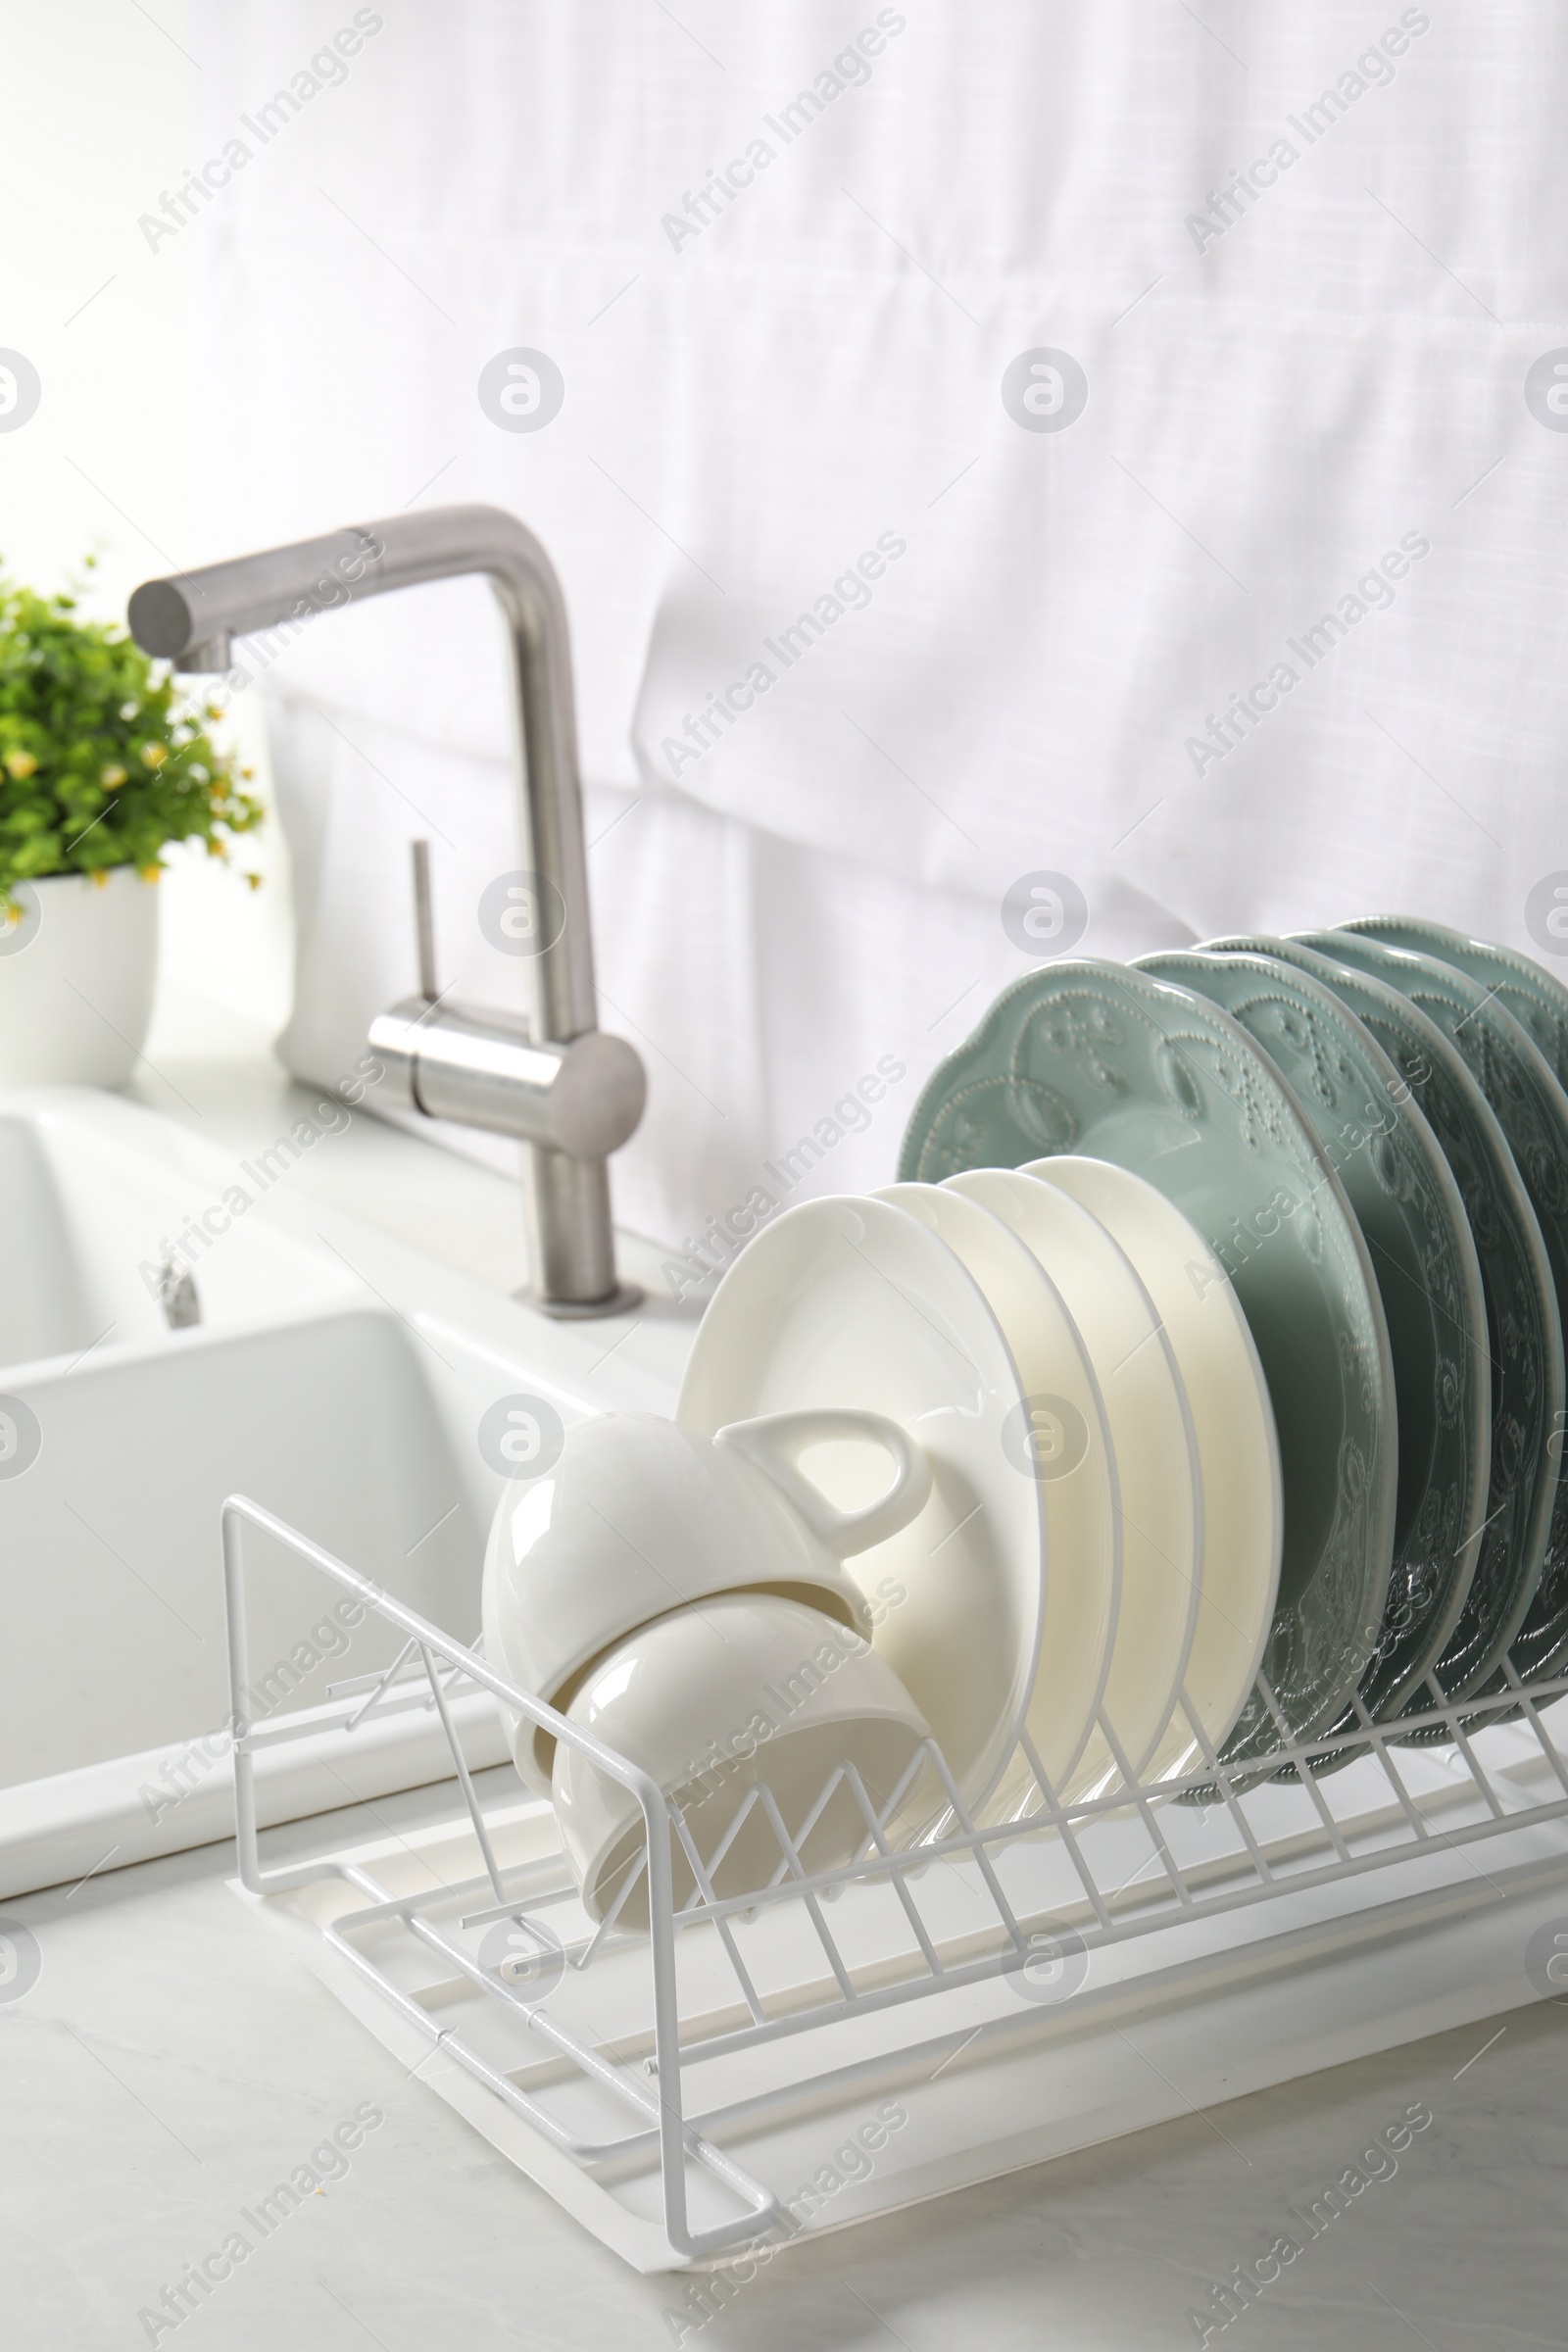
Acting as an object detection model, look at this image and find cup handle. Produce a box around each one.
[714,1408,931,1558]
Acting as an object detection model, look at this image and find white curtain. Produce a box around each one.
[187,0,1567,1255]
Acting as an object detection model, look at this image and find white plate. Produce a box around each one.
[676,1195,1046,1814]
[946,1169,1200,1789]
[1027,1156,1283,1774]
[876,1183,1118,1803]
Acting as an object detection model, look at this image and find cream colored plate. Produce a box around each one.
[876,1183,1118,1802]
[1027,1155,1283,1774]
[946,1168,1200,1789]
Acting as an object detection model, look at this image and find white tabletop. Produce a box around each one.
[3,1782,1558,2351]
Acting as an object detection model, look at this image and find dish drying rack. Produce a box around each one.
[223,1496,1568,2274]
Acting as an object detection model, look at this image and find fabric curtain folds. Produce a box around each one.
[189,1,1564,1250]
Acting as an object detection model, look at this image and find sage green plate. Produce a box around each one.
[1349,915,1568,1096]
[1337,917,1568,1695]
[1221,935,1552,1730]
[1299,929,1568,1725]
[898,957,1397,1768]
[1145,947,1489,1739]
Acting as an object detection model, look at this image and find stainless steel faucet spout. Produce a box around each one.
[128,506,644,1316]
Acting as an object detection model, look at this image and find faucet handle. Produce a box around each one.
[411,838,439,1002]
[368,849,645,1171]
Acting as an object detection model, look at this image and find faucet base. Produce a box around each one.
[516,1280,645,1322]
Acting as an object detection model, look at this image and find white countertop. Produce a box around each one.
[7,1789,1564,2352]
[4,1003,1563,2349]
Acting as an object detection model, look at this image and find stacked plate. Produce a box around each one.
[677,1151,1286,1823]
[881,918,1568,1783]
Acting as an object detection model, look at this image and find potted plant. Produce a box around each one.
[0,563,263,1087]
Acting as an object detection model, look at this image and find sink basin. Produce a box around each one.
[0,1098,362,1365]
[0,1088,687,1894]
[5,1305,487,1779]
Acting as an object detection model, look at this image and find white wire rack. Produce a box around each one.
[221,1494,1568,2273]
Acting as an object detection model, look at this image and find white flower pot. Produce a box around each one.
[0,867,160,1088]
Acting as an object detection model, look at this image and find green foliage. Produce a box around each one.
[0,559,264,909]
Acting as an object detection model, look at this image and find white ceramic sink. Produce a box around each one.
[6,1305,490,1778]
[0,1088,688,1894]
[0,1098,362,1365]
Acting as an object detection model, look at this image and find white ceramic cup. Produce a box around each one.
[482,1406,931,1791]
[552,1590,933,1925]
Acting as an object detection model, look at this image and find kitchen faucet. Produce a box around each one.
[128,505,645,1316]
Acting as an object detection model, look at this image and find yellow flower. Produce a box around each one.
[244,870,263,892]
[138,863,162,883]
[101,763,127,788]
[4,750,37,780]
[90,868,109,888]
[140,741,169,768]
